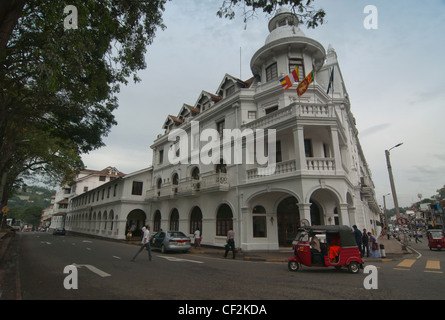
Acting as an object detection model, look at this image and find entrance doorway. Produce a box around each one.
[277,196,300,246]
[126,209,146,238]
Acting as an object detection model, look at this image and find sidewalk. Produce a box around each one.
[188,236,411,263]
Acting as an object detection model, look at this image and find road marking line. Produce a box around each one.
[424,270,443,274]
[425,260,440,270]
[113,256,121,259]
[158,256,204,264]
[397,259,416,268]
[72,263,111,278]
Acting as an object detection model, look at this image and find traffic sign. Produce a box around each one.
[1,206,8,214]
[397,217,408,225]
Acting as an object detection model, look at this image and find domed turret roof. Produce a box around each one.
[265,7,306,44]
[250,8,326,77]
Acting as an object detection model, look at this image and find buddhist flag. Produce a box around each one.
[296,70,314,97]
[279,66,300,91]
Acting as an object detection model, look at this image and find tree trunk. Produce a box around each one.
[0,0,27,54]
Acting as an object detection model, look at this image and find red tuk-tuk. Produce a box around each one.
[288,225,364,274]
[427,229,445,250]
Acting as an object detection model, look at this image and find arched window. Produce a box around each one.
[191,167,200,180]
[109,210,114,231]
[153,210,161,232]
[172,173,179,194]
[216,160,227,173]
[216,204,233,236]
[156,178,162,196]
[170,208,179,231]
[252,205,267,238]
[191,167,200,191]
[190,206,202,234]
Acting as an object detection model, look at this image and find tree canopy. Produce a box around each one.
[217,0,325,28]
[0,0,168,203]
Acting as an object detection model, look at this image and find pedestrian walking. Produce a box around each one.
[131,225,152,261]
[415,229,422,243]
[194,227,201,248]
[362,228,369,257]
[224,228,236,259]
[352,225,363,257]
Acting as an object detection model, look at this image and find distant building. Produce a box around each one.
[49,167,125,230]
[63,9,381,250]
[66,167,152,239]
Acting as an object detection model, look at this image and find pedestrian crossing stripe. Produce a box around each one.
[425,260,440,270]
[394,259,443,274]
[397,259,416,268]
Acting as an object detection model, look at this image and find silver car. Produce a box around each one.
[150,230,191,253]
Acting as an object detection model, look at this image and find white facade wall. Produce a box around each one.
[62,9,381,250]
[65,168,152,240]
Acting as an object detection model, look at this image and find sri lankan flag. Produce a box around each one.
[279,66,300,91]
[296,70,314,97]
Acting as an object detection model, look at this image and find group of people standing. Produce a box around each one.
[353,225,381,258]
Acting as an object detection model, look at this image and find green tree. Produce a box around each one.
[0,0,168,204]
[436,185,445,201]
[217,0,325,28]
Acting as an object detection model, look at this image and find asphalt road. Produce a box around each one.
[1,232,445,303]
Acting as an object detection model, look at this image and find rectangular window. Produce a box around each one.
[276,140,282,163]
[265,106,278,115]
[99,176,106,182]
[225,85,235,97]
[217,120,225,137]
[289,58,305,82]
[253,216,267,238]
[304,139,313,157]
[158,149,164,164]
[131,181,143,196]
[248,111,257,119]
[323,143,330,158]
[266,63,278,82]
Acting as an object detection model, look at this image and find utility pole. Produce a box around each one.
[385,143,406,250]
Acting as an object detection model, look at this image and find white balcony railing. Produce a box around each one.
[246,157,337,181]
[244,103,336,131]
[147,173,229,200]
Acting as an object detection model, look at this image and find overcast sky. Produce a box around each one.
[81,0,445,209]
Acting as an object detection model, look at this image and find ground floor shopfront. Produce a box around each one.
[63,180,380,251]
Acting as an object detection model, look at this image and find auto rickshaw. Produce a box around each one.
[427,229,445,250]
[288,225,364,274]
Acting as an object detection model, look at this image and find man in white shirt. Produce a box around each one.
[131,225,152,261]
[194,228,201,248]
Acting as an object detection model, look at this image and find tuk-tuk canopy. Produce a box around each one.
[302,225,357,247]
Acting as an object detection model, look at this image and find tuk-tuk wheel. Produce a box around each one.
[288,260,300,272]
[348,261,360,274]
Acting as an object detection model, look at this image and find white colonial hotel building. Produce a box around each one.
[64,8,381,251]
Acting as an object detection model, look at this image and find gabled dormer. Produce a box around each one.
[195,91,222,113]
[216,74,253,98]
[178,104,200,123]
[163,115,183,133]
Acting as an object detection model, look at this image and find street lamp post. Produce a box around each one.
[385,143,407,250]
[385,143,403,219]
[383,193,390,238]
